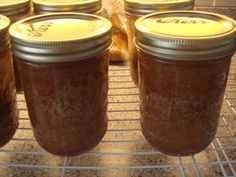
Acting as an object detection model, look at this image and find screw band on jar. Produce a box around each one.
[135,11,236,60]
[125,0,194,17]
[33,0,102,14]
[0,0,31,22]
[9,13,112,63]
[0,15,10,52]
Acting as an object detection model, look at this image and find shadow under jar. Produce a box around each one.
[9,13,112,156]
[0,0,32,93]
[0,15,18,147]
[135,11,236,156]
[124,0,194,86]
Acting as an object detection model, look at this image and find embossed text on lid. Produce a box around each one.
[139,14,234,37]
[11,15,110,42]
[9,13,112,62]
[135,11,236,60]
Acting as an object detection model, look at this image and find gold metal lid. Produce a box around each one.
[33,0,102,14]
[135,11,236,60]
[0,15,10,52]
[124,0,194,16]
[0,0,31,22]
[9,13,112,62]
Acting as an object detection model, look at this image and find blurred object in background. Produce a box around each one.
[103,0,128,62]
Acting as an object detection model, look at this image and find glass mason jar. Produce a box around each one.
[124,0,194,86]
[32,0,102,14]
[10,13,112,156]
[135,11,236,156]
[0,0,32,93]
[0,15,18,147]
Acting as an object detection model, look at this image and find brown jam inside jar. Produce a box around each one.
[10,13,112,156]
[15,53,109,156]
[135,11,236,156]
[125,0,194,86]
[139,51,232,155]
[0,15,18,147]
[0,0,32,93]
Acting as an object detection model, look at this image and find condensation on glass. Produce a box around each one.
[0,15,18,148]
[0,0,32,93]
[10,13,112,156]
[124,0,194,86]
[135,11,236,156]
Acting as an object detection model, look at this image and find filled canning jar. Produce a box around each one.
[124,0,194,86]
[10,13,112,156]
[0,15,18,147]
[135,11,236,156]
[0,0,32,93]
[32,0,102,14]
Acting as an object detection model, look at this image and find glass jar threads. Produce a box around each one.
[135,11,236,156]
[10,13,112,156]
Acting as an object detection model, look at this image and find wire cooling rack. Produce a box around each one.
[0,56,235,177]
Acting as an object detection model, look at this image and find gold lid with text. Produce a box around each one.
[124,0,194,16]
[33,0,102,14]
[135,11,236,60]
[0,15,10,52]
[0,0,31,22]
[9,13,112,62]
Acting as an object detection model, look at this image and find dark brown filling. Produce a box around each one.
[15,53,109,156]
[139,51,232,156]
[0,50,18,147]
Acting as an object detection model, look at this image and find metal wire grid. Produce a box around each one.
[0,57,235,177]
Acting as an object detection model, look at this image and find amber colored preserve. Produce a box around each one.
[124,0,194,86]
[0,15,18,147]
[0,0,32,93]
[135,11,236,156]
[10,13,112,156]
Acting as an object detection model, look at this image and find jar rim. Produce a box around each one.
[10,13,112,62]
[33,0,102,14]
[135,10,236,60]
[124,0,194,16]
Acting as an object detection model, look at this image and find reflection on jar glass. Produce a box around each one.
[124,0,194,86]
[135,11,236,156]
[0,15,18,147]
[10,13,112,156]
[0,0,32,93]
